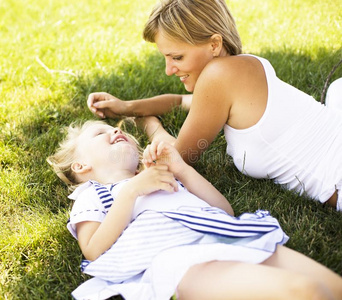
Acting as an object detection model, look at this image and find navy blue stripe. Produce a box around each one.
[91,181,115,211]
[164,211,277,229]
[168,217,273,235]
[99,194,112,200]
[95,186,107,190]
[97,191,110,196]
[102,199,113,204]
[100,196,112,200]
[162,212,278,237]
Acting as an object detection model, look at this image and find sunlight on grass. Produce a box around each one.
[1,0,341,298]
[230,0,342,54]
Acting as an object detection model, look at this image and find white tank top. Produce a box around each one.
[224,55,342,202]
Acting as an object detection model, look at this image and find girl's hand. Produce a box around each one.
[125,164,179,197]
[144,141,234,216]
[87,92,127,119]
[143,140,186,177]
[77,164,178,262]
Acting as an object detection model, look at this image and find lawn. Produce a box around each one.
[0,0,341,299]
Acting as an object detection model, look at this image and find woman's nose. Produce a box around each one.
[165,60,178,76]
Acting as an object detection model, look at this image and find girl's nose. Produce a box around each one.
[113,127,122,135]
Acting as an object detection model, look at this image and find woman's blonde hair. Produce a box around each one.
[143,0,242,55]
[47,119,143,191]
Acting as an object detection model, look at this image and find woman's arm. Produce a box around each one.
[175,56,269,164]
[181,94,192,111]
[144,141,234,215]
[175,60,232,165]
[87,93,192,119]
[76,165,178,261]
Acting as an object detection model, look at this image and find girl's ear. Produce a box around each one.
[210,34,223,57]
[71,162,92,174]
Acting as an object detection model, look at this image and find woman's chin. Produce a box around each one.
[184,84,194,93]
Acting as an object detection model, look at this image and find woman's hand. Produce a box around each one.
[87,92,128,119]
[143,140,186,177]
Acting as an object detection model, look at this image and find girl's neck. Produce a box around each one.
[82,169,136,186]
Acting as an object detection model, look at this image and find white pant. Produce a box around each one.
[326,77,342,113]
[337,189,342,212]
[326,78,342,211]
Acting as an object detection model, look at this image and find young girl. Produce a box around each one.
[87,0,342,212]
[48,120,342,300]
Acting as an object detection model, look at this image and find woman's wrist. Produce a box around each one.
[122,100,136,116]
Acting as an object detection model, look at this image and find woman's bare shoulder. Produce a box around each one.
[205,55,264,76]
[199,55,268,129]
[199,56,262,91]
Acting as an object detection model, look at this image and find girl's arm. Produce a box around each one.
[144,141,234,216]
[76,165,178,261]
[176,162,234,215]
[87,93,192,119]
[135,116,176,144]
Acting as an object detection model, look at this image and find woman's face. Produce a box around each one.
[155,30,214,92]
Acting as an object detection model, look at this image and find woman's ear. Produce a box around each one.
[71,162,92,174]
[210,34,223,57]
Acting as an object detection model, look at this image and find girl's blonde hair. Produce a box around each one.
[47,119,143,191]
[143,0,242,55]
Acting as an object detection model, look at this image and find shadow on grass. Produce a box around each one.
[2,47,342,298]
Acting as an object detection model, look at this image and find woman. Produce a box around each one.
[87,0,342,211]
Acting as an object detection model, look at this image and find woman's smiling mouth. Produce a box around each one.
[179,75,189,82]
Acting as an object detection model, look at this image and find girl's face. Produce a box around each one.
[155,30,214,92]
[76,123,139,174]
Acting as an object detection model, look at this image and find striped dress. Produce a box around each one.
[67,179,288,300]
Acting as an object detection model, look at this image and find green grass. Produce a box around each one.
[1,0,342,299]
